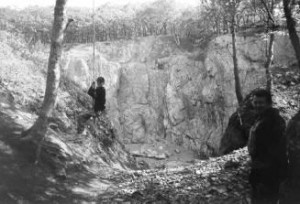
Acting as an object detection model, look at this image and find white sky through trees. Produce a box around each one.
[0,0,199,9]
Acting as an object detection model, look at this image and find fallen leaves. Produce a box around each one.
[97,148,251,203]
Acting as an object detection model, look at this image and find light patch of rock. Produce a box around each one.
[62,33,295,157]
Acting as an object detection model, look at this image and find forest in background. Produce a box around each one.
[1,0,297,48]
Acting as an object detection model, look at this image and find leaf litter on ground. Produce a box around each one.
[97,148,251,204]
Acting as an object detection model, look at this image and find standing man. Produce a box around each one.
[247,89,288,203]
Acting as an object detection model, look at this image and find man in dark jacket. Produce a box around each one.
[77,77,106,134]
[88,76,106,113]
[247,89,287,203]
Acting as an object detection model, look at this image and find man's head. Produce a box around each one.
[252,89,272,113]
[96,76,105,87]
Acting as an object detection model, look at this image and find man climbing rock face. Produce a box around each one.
[77,76,106,134]
[247,89,287,203]
[88,76,106,113]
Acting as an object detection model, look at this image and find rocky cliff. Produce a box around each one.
[62,33,295,157]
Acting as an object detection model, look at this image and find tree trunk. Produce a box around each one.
[265,33,275,92]
[263,0,275,92]
[231,17,243,106]
[23,0,68,144]
[283,0,300,70]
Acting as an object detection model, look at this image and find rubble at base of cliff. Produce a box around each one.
[97,148,251,204]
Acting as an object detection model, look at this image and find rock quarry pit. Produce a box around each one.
[61,33,295,159]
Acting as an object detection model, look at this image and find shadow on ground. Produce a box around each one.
[0,108,105,203]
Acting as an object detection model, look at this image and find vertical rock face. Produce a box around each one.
[62,34,295,157]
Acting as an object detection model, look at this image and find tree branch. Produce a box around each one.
[260,0,275,25]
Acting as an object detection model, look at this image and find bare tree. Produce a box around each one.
[22,0,69,156]
[261,0,276,91]
[231,15,244,105]
[283,0,300,70]
[225,0,244,105]
[208,0,243,105]
[265,33,274,91]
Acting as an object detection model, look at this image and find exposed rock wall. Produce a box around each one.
[62,33,295,157]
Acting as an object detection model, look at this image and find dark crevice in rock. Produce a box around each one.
[219,90,258,156]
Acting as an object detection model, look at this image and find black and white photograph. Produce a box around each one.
[0,0,300,203]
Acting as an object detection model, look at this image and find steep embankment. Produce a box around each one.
[0,30,139,202]
[0,29,136,173]
[63,33,295,158]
